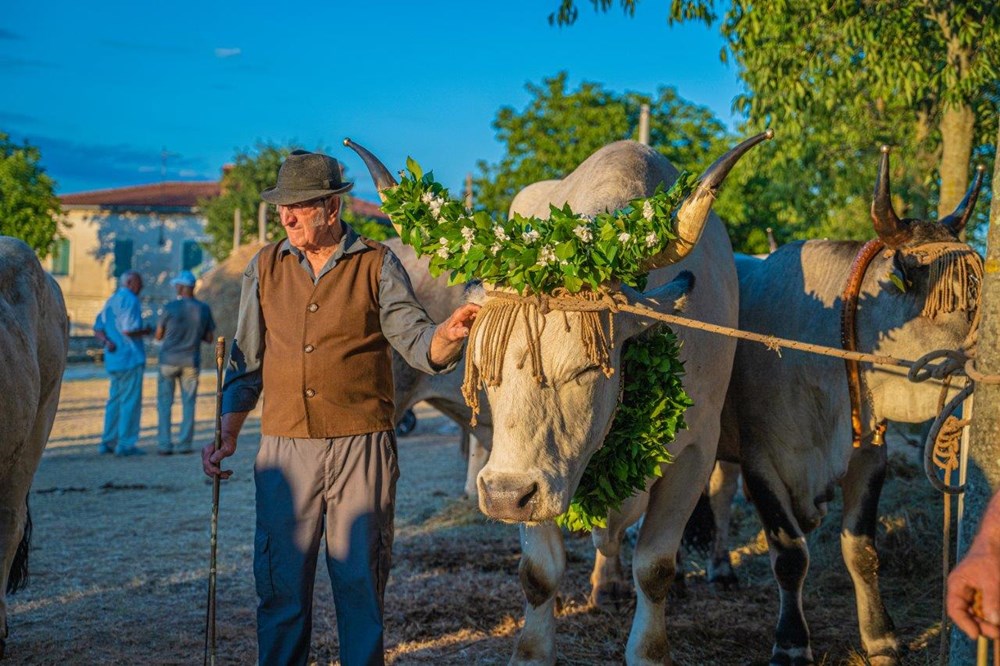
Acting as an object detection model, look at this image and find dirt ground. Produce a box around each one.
[6,368,949,665]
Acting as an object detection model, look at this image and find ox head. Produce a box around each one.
[347,132,769,523]
[864,146,985,422]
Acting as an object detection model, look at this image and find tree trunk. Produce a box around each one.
[936,103,975,220]
[949,118,1000,665]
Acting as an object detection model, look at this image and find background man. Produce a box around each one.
[202,150,479,666]
[94,270,152,457]
[155,269,216,455]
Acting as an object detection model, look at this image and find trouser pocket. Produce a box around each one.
[253,530,274,601]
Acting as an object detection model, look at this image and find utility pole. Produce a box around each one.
[233,208,242,253]
[465,173,473,210]
[950,120,1000,665]
[638,104,650,145]
[258,201,268,244]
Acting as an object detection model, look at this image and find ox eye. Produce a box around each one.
[566,365,601,385]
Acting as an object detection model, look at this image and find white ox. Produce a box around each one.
[709,148,984,665]
[0,237,68,659]
[347,133,769,665]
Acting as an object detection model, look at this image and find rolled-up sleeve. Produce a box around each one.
[221,254,266,414]
[378,250,457,375]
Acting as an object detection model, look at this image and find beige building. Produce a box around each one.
[49,182,221,334]
[48,182,392,335]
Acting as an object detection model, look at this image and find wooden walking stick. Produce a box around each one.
[204,337,225,666]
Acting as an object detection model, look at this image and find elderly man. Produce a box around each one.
[202,149,479,666]
[94,270,152,456]
[155,270,216,455]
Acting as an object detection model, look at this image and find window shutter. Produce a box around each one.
[182,240,203,271]
[113,239,134,277]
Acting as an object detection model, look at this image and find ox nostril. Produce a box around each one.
[517,482,538,509]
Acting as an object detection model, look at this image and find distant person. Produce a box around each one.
[155,270,216,455]
[948,490,1000,640]
[93,270,152,456]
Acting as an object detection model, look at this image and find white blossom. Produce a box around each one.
[436,246,449,259]
[439,237,449,247]
[490,243,503,255]
[618,232,632,243]
[573,224,593,243]
[493,226,510,242]
[462,240,473,253]
[642,200,654,221]
[421,192,434,205]
[537,244,557,266]
[645,232,658,248]
[522,229,540,244]
[461,226,476,242]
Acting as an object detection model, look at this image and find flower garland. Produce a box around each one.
[380,158,698,293]
[557,328,691,531]
[381,160,694,530]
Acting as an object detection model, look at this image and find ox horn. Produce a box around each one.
[939,164,986,236]
[870,145,911,248]
[343,138,402,236]
[645,129,774,270]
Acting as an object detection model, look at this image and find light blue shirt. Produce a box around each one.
[94,287,146,372]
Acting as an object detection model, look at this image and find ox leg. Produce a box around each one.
[626,448,713,666]
[590,491,648,608]
[511,521,564,666]
[840,445,899,665]
[742,466,813,666]
[707,461,740,589]
[463,434,489,500]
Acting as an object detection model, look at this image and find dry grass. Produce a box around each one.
[6,373,947,665]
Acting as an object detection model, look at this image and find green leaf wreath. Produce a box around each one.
[380,160,695,531]
[380,159,698,294]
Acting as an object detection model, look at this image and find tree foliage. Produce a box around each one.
[0,132,62,257]
[200,142,394,260]
[473,73,772,248]
[550,0,999,244]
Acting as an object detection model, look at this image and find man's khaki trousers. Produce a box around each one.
[253,431,399,666]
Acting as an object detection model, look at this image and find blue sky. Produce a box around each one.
[2,1,743,201]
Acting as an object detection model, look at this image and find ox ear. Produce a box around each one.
[939,164,986,236]
[617,271,695,342]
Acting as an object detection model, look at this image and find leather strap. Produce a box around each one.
[841,239,888,447]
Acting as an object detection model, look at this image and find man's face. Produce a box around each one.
[278,196,338,250]
[127,275,143,294]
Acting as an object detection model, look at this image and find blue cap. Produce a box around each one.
[170,270,197,287]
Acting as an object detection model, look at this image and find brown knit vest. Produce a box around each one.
[257,239,394,438]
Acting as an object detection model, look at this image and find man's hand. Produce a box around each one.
[429,303,480,368]
[948,537,1000,639]
[202,412,248,479]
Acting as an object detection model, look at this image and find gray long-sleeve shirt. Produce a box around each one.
[222,224,454,415]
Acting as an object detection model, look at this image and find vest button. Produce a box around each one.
[305,388,316,398]
[308,303,319,312]
[304,344,315,353]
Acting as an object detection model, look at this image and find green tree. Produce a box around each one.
[550,1,999,241]
[0,132,62,257]
[201,142,395,260]
[475,73,762,245]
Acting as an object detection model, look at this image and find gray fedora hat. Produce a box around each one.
[261,150,354,205]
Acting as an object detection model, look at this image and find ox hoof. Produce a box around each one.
[589,580,631,608]
[0,637,5,660]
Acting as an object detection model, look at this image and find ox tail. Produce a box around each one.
[680,491,715,560]
[6,498,31,595]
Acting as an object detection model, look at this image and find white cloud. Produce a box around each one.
[214,47,242,58]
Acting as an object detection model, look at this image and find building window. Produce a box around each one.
[50,238,70,276]
[113,238,133,278]
[182,240,204,271]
